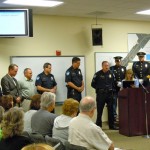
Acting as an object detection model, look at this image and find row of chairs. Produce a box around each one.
[22,131,87,150]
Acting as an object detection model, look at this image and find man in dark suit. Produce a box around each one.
[1,64,22,106]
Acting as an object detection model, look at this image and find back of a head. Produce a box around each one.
[62,98,79,116]
[80,96,96,112]
[40,92,55,109]
[0,106,4,123]
[30,94,41,110]
[1,95,13,111]
[1,107,24,138]
[21,143,54,150]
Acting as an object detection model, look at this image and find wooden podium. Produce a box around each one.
[118,88,150,136]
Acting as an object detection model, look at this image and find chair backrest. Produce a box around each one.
[45,135,65,150]
[22,131,45,143]
[65,141,87,150]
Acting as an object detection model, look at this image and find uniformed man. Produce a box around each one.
[132,52,150,86]
[65,57,84,102]
[35,63,57,94]
[110,56,126,121]
[91,61,118,130]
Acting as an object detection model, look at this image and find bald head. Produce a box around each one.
[80,96,96,112]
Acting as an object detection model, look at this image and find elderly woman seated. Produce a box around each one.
[52,98,79,144]
[0,107,32,150]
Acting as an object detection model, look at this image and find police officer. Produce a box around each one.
[132,52,150,86]
[91,61,118,130]
[110,56,126,121]
[35,63,57,94]
[65,57,84,102]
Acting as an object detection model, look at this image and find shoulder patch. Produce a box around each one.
[36,76,40,80]
[66,71,70,76]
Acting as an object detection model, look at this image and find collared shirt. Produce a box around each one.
[132,61,150,79]
[91,70,115,91]
[19,77,37,99]
[65,66,83,87]
[35,72,57,94]
[68,113,112,150]
[110,65,126,82]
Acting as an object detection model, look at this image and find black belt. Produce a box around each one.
[97,88,113,93]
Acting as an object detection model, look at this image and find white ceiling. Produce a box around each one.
[1,0,150,21]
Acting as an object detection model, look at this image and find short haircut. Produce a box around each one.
[102,61,108,66]
[30,94,41,110]
[1,107,24,139]
[0,95,13,111]
[8,64,18,71]
[62,98,79,116]
[24,68,31,74]
[43,63,51,69]
[80,96,96,112]
[72,57,80,64]
[40,92,55,109]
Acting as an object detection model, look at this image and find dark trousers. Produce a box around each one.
[96,90,114,128]
[113,87,120,119]
[67,88,82,102]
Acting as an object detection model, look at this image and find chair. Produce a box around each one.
[22,131,45,143]
[65,141,87,150]
[45,135,65,150]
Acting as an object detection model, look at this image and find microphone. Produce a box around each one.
[135,76,149,94]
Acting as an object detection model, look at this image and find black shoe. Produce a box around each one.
[109,126,119,130]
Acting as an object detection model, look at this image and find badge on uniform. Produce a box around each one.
[109,74,112,78]
[121,68,124,72]
[66,71,70,76]
[36,76,40,80]
[51,77,53,80]
[78,71,81,74]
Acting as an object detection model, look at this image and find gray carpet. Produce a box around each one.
[103,125,150,150]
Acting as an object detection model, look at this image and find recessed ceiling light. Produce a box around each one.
[136,9,150,15]
[3,0,64,7]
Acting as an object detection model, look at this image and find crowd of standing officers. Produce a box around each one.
[0,52,150,149]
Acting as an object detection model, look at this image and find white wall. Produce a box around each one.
[0,15,150,121]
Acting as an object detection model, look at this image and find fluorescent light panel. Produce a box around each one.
[136,9,150,15]
[3,0,63,7]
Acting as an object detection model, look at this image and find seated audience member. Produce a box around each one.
[68,96,114,150]
[0,95,13,111]
[21,143,54,150]
[117,69,139,89]
[24,94,41,133]
[31,92,57,137]
[53,98,79,144]
[0,106,4,127]
[0,107,32,150]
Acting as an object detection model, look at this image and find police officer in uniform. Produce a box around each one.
[35,62,57,94]
[91,61,118,130]
[132,52,150,86]
[110,56,126,121]
[65,57,84,102]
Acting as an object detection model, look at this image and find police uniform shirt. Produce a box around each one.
[110,65,126,82]
[91,70,115,91]
[132,61,150,79]
[65,66,83,87]
[35,72,57,93]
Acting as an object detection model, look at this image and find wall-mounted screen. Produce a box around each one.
[0,9,33,37]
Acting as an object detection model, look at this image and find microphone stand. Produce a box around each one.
[139,81,150,138]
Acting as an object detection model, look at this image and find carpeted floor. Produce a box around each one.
[103,123,150,150]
